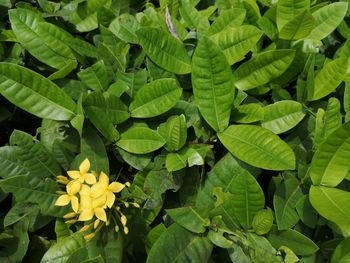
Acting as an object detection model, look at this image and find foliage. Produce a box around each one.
[0,0,350,262]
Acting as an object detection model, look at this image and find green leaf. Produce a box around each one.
[196,153,255,208]
[78,61,109,92]
[0,146,29,179]
[179,0,203,29]
[55,219,71,242]
[331,237,350,263]
[41,233,86,263]
[279,10,314,40]
[109,13,139,44]
[310,122,350,187]
[192,37,234,132]
[165,147,203,172]
[83,92,119,142]
[164,115,187,152]
[276,0,310,31]
[310,185,350,234]
[0,63,76,120]
[129,78,182,118]
[210,25,262,65]
[145,224,166,253]
[118,148,152,171]
[273,177,303,230]
[308,2,348,41]
[147,223,213,263]
[295,195,317,228]
[218,125,296,170]
[104,94,130,125]
[166,207,210,233]
[230,172,265,229]
[137,27,191,74]
[262,100,306,134]
[0,176,68,217]
[116,127,165,154]
[75,127,110,174]
[231,103,264,124]
[208,8,246,36]
[9,8,76,69]
[252,209,274,235]
[314,97,342,148]
[268,228,319,256]
[307,58,348,101]
[4,202,39,228]
[233,50,295,91]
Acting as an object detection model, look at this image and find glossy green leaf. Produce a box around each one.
[0,176,68,217]
[310,185,350,234]
[196,153,255,207]
[218,125,296,170]
[147,224,213,263]
[308,2,348,41]
[252,209,274,235]
[41,233,86,263]
[331,237,350,263]
[208,8,246,36]
[129,79,182,118]
[0,63,76,120]
[164,115,187,152]
[76,127,110,174]
[262,100,306,134]
[268,228,319,256]
[137,27,191,74]
[276,0,310,31]
[273,177,303,230]
[109,13,139,44]
[118,148,152,171]
[166,207,210,233]
[307,58,348,101]
[78,60,109,92]
[230,172,265,229]
[314,97,342,148]
[179,0,203,29]
[233,50,295,91]
[231,103,264,124]
[279,10,314,40]
[116,127,165,154]
[210,25,263,65]
[0,146,29,179]
[165,147,203,172]
[9,8,76,69]
[83,92,119,142]
[310,122,350,187]
[192,37,234,132]
[104,94,130,125]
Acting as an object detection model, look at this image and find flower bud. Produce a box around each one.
[63,212,77,219]
[84,233,95,241]
[120,215,127,226]
[123,226,129,234]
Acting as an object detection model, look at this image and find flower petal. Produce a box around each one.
[71,195,80,213]
[94,207,107,222]
[55,195,70,206]
[79,158,90,174]
[92,194,106,208]
[98,172,109,187]
[66,180,81,195]
[67,170,80,180]
[79,184,91,196]
[84,173,97,185]
[91,184,105,199]
[94,219,101,229]
[80,195,92,210]
[106,191,115,208]
[78,209,94,221]
[108,182,125,193]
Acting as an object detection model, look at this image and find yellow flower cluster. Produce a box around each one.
[55,158,137,240]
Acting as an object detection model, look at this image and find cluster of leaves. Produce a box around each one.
[1,0,350,262]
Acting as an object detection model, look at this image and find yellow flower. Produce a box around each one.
[78,185,108,222]
[55,182,80,213]
[67,159,96,185]
[91,172,125,208]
